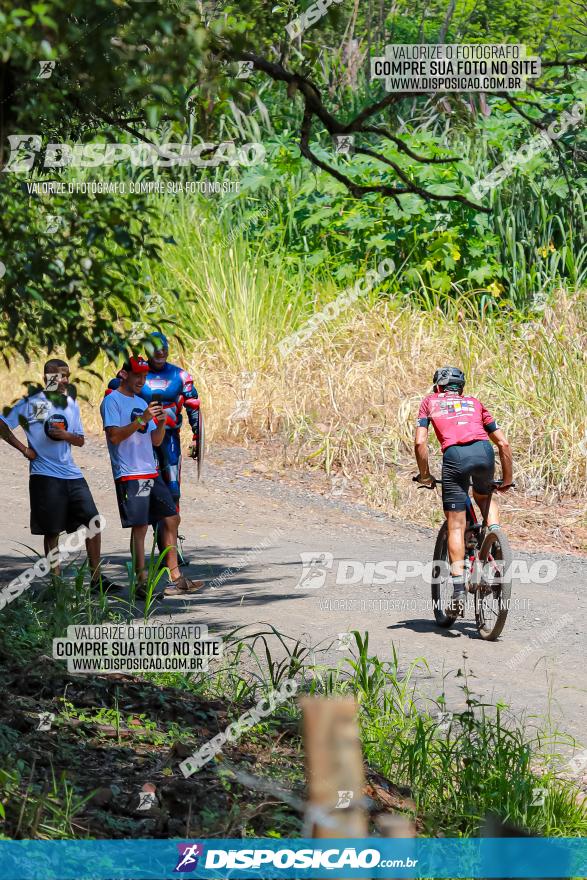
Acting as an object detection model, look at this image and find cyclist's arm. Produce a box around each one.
[414,426,432,479]
[487,428,513,486]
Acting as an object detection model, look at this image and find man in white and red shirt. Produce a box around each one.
[100,356,203,599]
[414,366,513,608]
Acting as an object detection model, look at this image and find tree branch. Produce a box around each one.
[213,42,490,213]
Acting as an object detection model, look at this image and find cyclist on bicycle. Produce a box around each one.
[414,366,513,610]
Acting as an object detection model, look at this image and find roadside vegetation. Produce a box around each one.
[2,280,586,549]
[1,569,586,840]
[1,7,585,546]
[1,0,587,858]
[3,67,585,546]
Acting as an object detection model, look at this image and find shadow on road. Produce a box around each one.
[387,617,479,638]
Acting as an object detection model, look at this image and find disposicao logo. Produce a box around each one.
[174,843,204,873]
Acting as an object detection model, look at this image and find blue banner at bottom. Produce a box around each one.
[1,837,585,878]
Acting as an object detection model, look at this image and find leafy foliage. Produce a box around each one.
[0,0,212,363]
[0,0,585,362]
[0,182,163,364]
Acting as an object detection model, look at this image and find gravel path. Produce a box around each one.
[1,436,586,755]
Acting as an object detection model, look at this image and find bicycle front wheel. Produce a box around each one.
[475,528,513,641]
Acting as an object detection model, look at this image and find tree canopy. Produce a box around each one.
[0,0,585,364]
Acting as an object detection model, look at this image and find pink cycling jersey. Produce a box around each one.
[417,391,498,452]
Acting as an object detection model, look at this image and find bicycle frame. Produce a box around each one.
[465,494,477,524]
[466,485,497,531]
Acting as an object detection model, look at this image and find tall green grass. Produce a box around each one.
[2,573,586,839]
[493,186,587,309]
[154,197,310,370]
[157,627,587,837]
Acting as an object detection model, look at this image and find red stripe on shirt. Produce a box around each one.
[116,472,158,482]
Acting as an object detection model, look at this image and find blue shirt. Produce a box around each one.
[1,391,84,479]
[100,389,158,481]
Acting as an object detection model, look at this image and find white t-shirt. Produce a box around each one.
[0,391,83,479]
[100,390,158,480]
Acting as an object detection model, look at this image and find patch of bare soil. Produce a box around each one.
[0,658,417,839]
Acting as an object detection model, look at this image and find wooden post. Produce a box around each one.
[301,696,368,837]
[376,813,415,838]
[377,814,416,880]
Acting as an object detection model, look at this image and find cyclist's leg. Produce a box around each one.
[441,446,470,582]
[472,492,499,525]
[471,440,498,525]
[446,510,466,576]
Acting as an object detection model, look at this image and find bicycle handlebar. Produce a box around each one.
[412,474,440,489]
[412,475,516,491]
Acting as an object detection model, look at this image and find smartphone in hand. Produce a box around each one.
[150,392,166,424]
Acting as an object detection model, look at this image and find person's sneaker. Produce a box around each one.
[89,575,123,594]
[164,575,205,597]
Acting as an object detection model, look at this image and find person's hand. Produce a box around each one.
[152,404,166,424]
[415,472,437,489]
[47,426,68,441]
[23,446,37,461]
[190,434,202,460]
[143,403,163,423]
[495,482,513,493]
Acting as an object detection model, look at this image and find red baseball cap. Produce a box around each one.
[124,356,149,374]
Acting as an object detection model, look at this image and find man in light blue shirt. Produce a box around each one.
[0,359,119,593]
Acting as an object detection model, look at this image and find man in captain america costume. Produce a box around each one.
[105,332,202,559]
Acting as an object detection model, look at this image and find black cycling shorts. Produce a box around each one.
[29,475,99,536]
[115,474,177,528]
[441,440,495,511]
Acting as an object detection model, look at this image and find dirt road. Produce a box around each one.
[1,436,586,745]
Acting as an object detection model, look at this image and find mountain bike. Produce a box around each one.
[414,476,515,640]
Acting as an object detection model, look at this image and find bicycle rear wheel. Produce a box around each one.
[431,521,457,627]
[474,528,512,641]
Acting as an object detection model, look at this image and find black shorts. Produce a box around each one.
[29,475,99,536]
[441,440,495,511]
[115,475,177,528]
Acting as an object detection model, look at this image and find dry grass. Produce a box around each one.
[1,291,586,550]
